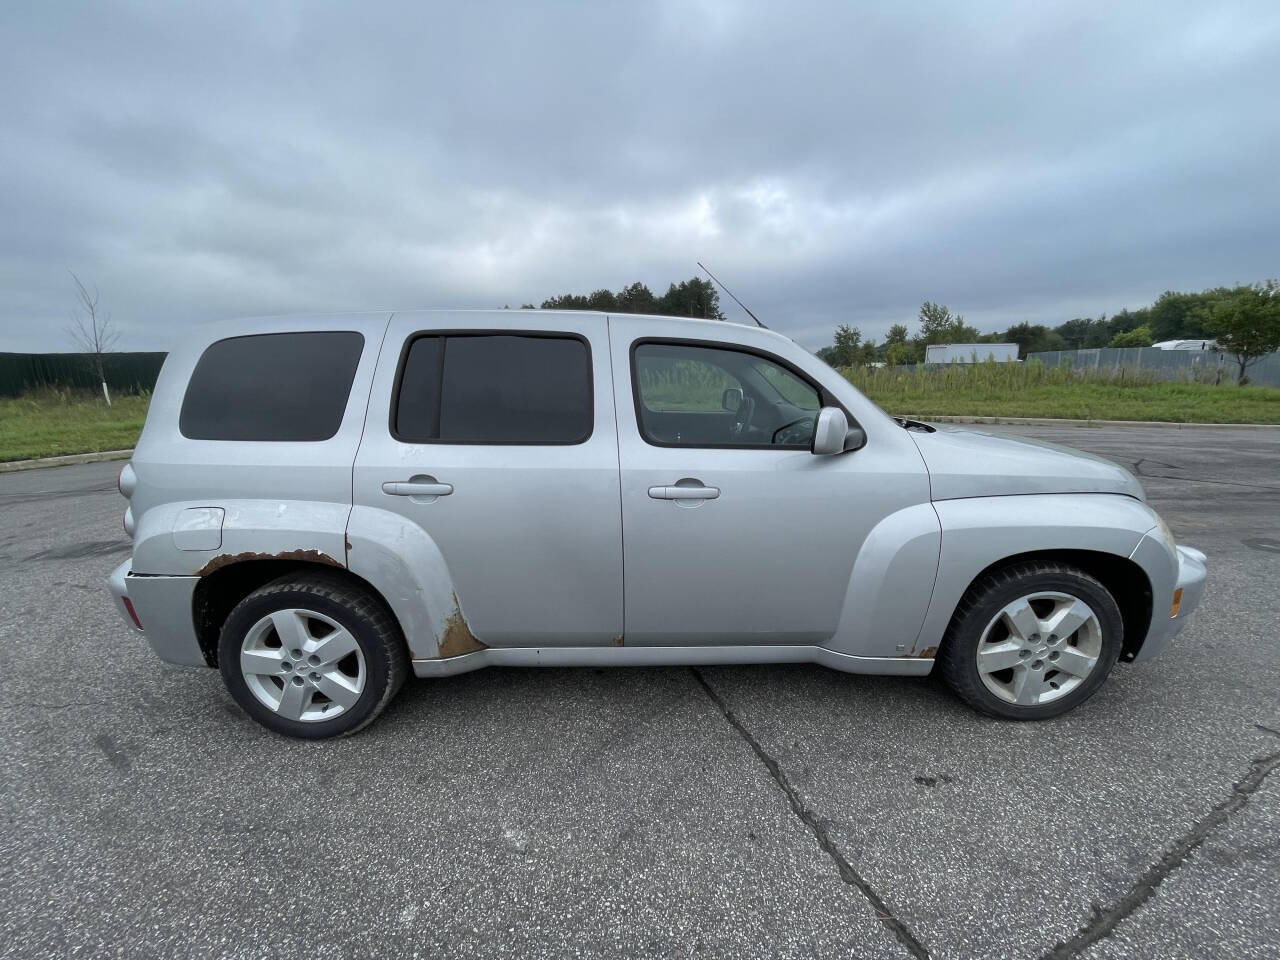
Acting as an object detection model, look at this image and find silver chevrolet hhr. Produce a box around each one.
[107,310,1206,738]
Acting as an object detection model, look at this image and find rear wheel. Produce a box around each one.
[218,572,409,738]
[937,562,1123,720]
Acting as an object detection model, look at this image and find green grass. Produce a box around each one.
[2,362,1277,464]
[845,361,1280,424]
[0,389,151,462]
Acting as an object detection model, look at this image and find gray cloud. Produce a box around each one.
[1,0,1278,352]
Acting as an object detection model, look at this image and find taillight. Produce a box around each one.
[123,507,135,538]
[122,596,143,630]
[117,463,137,498]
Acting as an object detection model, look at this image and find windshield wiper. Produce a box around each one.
[894,417,935,433]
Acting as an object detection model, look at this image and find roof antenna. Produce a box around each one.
[697,261,768,329]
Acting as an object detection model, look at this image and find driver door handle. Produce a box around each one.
[648,483,720,501]
[382,480,454,497]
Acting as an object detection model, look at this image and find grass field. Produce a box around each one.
[0,389,151,462]
[847,362,1280,424]
[2,366,1278,462]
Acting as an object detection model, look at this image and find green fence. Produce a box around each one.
[0,352,167,398]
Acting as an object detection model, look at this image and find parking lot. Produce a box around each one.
[1,422,1277,959]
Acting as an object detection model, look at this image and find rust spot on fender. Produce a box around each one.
[434,592,487,658]
[195,549,342,577]
[917,645,939,659]
[612,635,625,646]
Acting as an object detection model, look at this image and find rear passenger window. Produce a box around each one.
[180,331,364,441]
[394,333,592,444]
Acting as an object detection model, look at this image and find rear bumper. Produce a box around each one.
[107,560,206,667]
[1131,543,1207,663]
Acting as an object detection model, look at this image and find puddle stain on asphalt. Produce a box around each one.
[93,734,139,773]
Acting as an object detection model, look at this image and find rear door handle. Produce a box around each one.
[648,483,720,501]
[382,480,454,497]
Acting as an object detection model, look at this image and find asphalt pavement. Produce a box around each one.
[1,423,1277,959]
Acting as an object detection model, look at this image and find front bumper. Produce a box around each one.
[1129,541,1207,663]
[1169,546,1207,636]
[107,560,206,667]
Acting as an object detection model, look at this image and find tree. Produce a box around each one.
[885,323,909,346]
[916,301,980,345]
[858,338,879,366]
[881,323,914,366]
[1148,290,1216,341]
[1001,322,1065,358]
[917,301,956,343]
[1203,280,1280,384]
[1109,324,1154,348]
[831,323,862,367]
[614,282,656,314]
[656,278,725,319]
[66,272,118,405]
[540,277,723,320]
[1055,318,1094,350]
[1081,314,1113,348]
[540,292,591,310]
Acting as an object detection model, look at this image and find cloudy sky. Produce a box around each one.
[2,0,1278,353]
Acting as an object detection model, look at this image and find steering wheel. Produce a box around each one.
[730,396,756,437]
[772,416,815,446]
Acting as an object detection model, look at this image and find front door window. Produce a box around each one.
[633,342,821,448]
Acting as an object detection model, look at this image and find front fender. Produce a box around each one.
[918,493,1161,653]
[344,505,482,661]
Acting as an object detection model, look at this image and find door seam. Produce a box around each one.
[345,312,394,566]
[605,314,627,644]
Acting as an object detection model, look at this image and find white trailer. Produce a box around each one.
[924,342,1020,364]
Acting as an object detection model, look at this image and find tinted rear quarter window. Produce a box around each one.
[180,331,364,441]
[395,333,592,444]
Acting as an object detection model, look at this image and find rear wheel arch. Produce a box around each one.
[192,560,407,667]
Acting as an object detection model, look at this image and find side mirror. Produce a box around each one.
[721,387,743,412]
[843,425,867,451]
[812,407,849,455]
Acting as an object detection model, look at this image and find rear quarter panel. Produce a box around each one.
[128,313,390,576]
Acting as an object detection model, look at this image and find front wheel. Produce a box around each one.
[218,572,409,738]
[936,562,1124,720]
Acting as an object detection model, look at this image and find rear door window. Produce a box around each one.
[394,333,592,444]
[180,331,364,441]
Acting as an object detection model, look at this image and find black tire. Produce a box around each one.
[218,571,409,739]
[936,561,1123,720]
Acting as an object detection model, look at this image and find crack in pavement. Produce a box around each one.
[1255,723,1280,738]
[1130,457,1280,491]
[0,483,116,506]
[690,667,930,959]
[1042,750,1280,959]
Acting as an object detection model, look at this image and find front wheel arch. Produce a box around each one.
[937,559,1126,718]
[944,550,1153,663]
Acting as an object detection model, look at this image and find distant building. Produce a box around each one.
[1152,339,1215,351]
[924,343,1020,364]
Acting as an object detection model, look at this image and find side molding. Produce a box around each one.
[411,645,935,678]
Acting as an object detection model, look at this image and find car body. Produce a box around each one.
[107,310,1207,736]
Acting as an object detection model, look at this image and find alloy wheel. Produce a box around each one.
[974,592,1103,706]
[239,608,367,721]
